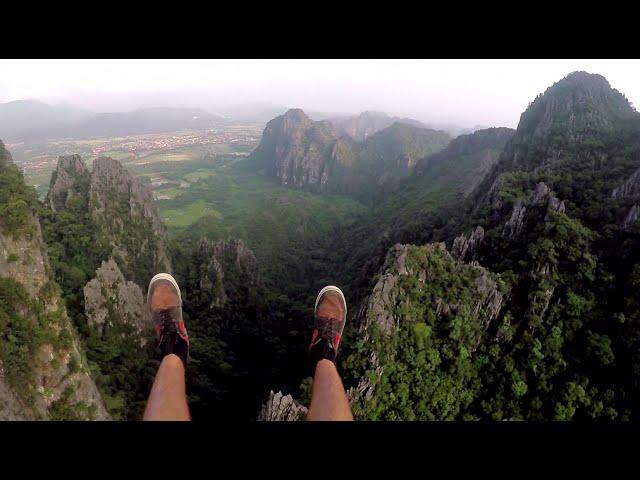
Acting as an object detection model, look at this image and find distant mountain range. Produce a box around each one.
[0,99,482,144]
[325,111,428,141]
[0,100,225,142]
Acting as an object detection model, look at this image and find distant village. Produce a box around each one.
[88,127,261,156]
[12,124,263,187]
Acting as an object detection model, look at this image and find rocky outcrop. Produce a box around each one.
[451,226,485,262]
[197,237,258,309]
[503,201,527,240]
[90,156,167,240]
[0,214,49,298]
[250,109,351,190]
[359,245,407,334]
[622,204,640,231]
[89,156,171,274]
[612,167,640,200]
[83,258,152,342]
[46,154,89,212]
[0,142,109,420]
[0,257,110,420]
[48,154,171,284]
[503,182,565,240]
[0,375,25,420]
[258,390,308,421]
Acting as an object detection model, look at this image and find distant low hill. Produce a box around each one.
[68,107,224,138]
[0,100,225,141]
[327,110,428,141]
[0,100,92,141]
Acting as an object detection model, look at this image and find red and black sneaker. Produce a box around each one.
[309,285,347,367]
[147,273,189,367]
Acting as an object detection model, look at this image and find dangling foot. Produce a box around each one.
[309,285,347,367]
[147,273,189,367]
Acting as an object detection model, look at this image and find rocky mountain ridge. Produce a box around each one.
[47,154,171,286]
[0,140,109,420]
[249,108,450,200]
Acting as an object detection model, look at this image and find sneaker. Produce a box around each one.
[309,285,347,366]
[147,273,189,366]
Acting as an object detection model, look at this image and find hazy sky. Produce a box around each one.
[1,59,638,128]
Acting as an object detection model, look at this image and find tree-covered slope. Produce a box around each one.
[338,71,640,420]
[40,154,171,419]
[0,140,109,420]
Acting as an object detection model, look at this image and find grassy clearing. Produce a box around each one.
[161,199,222,227]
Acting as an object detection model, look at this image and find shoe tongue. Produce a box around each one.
[153,307,179,327]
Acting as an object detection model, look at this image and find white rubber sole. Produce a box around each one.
[314,285,347,320]
[147,272,182,306]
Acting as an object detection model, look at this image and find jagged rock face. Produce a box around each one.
[0,279,111,419]
[83,258,152,342]
[612,167,640,199]
[0,143,109,419]
[46,154,89,212]
[197,237,258,309]
[502,182,565,240]
[622,204,640,231]
[359,244,407,334]
[258,390,308,421]
[89,156,170,273]
[47,154,171,284]
[451,226,485,262]
[90,156,166,239]
[0,214,49,298]
[503,201,527,240]
[251,109,351,190]
[329,111,427,141]
[0,376,24,420]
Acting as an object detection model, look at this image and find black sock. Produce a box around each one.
[160,333,189,367]
[309,338,336,374]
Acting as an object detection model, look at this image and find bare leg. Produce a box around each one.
[307,359,353,421]
[143,354,190,421]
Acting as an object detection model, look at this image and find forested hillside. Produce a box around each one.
[0,141,108,419]
[3,71,640,421]
[340,72,640,420]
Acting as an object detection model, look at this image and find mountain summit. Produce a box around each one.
[517,71,636,141]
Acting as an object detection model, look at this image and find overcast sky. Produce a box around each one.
[0,59,638,128]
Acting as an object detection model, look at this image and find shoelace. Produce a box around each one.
[315,315,341,341]
[156,309,177,335]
